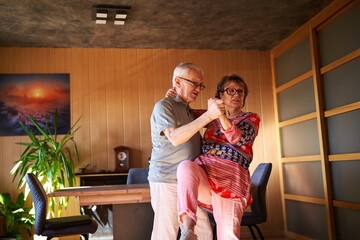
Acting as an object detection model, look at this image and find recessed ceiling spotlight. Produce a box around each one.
[92,5,131,26]
[114,20,125,25]
[96,9,107,18]
[96,19,107,24]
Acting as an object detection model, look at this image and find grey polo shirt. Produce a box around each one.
[148,95,201,183]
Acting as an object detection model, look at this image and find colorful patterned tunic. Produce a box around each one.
[194,112,260,208]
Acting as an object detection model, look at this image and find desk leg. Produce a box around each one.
[113,203,154,240]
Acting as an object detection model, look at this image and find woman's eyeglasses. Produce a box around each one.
[179,77,205,90]
[223,87,245,96]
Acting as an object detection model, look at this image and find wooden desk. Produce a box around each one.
[49,184,153,240]
[48,183,150,206]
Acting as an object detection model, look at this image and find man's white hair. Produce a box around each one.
[172,62,203,87]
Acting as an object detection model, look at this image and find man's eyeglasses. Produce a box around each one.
[179,77,205,90]
[223,87,245,96]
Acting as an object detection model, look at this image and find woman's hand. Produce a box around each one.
[206,98,225,119]
[165,87,177,97]
[208,98,232,129]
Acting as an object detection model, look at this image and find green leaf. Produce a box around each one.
[28,114,50,139]
[11,109,81,217]
[16,192,25,207]
[19,121,38,144]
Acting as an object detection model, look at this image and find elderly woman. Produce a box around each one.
[177,74,260,240]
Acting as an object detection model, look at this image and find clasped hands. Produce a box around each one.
[165,88,225,120]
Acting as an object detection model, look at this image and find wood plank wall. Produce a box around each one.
[0,47,283,239]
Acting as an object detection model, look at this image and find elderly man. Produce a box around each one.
[149,62,224,240]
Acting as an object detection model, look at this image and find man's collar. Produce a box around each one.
[174,95,186,104]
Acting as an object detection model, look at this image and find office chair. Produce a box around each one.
[122,168,154,239]
[25,173,98,240]
[206,163,272,240]
[126,168,149,184]
[241,163,272,240]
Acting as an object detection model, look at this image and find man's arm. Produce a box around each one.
[163,99,224,146]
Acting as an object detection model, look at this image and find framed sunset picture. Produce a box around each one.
[0,74,70,136]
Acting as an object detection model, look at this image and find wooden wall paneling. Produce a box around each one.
[228,50,245,78]
[198,50,216,109]
[36,48,55,73]
[54,48,72,73]
[4,48,26,201]
[54,48,72,163]
[105,49,124,171]
[18,48,32,159]
[243,51,261,114]
[243,51,265,171]
[167,49,184,75]
[258,51,284,235]
[54,47,79,221]
[29,48,38,72]
[121,49,141,167]
[88,48,108,171]
[184,49,202,110]
[152,49,170,102]
[12,47,32,73]
[213,50,230,136]
[0,48,6,72]
[183,49,199,64]
[213,50,230,82]
[137,49,155,167]
[3,137,21,200]
[310,27,336,239]
[0,47,13,72]
[71,48,91,171]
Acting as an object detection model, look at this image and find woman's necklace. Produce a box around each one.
[226,109,243,118]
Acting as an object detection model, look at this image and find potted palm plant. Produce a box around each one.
[0,192,35,239]
[10,109,80,217]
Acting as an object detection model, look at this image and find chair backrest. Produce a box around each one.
[126,168,149,184]
[249,163,272,222]
[25,173,48,235]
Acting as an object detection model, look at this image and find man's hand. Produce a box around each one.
[206,98,225,120]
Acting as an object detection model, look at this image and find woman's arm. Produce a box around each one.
[221,113,260,146]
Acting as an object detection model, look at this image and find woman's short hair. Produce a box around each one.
[172,63,203,87]
[215,74,248,108]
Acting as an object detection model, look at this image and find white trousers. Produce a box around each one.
[149,182,213,240]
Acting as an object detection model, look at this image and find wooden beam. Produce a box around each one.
[270,51,289,233]
[320,48,360,75]
[329,153,360,161]
[281,155,321,163]
[324,101,360,117]
[284,193,325,205]
[275,70,312,93]
[310,26,336,240]
[333,200,360,210]
[278,112,317,128]
[316,0,359,31]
